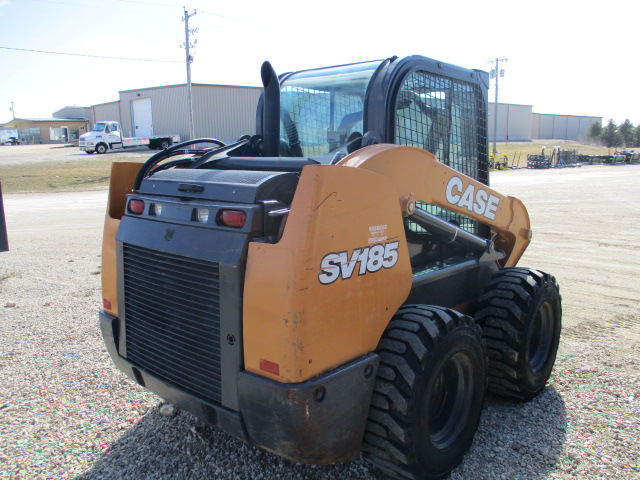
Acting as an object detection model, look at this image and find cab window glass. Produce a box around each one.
[279,61,381,157]
[395,71,486,235]
[394,71,482,180]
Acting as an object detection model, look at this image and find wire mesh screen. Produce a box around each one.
[280,87,364,157]
[395,70,488,235]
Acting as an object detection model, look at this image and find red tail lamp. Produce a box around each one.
[128,199,145,214]
[218,210,247,228]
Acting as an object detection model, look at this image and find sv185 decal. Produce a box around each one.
[318,241,399,285]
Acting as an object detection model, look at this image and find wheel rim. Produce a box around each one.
[529,301,554,373]
[428,352,474,449]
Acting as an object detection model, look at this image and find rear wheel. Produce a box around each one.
[474,268,561,400]
[159,139,171,150]
[363,305,486,480]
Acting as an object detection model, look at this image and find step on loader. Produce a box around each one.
[99,55,562,480]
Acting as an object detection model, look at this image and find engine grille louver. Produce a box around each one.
[122,244,222,405]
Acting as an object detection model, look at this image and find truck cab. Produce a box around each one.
[79,121,123,154]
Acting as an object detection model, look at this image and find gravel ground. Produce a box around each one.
[1,164,639,479]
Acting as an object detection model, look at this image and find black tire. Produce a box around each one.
[474,268,561,401]
[363,305,487,480]
[85,150,94,155]
[159,140,171,150]
[95,143,108,154]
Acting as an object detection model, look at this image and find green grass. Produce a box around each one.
[0,156,148,194]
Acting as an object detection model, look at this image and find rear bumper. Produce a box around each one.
[99,310,379,464]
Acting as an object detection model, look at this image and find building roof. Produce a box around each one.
[0,117,87,128]
[9,117,85,122]
[118,82,261,94]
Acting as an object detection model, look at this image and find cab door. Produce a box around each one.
[107,122,122,145]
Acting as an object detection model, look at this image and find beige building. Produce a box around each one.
[0,117,88,144]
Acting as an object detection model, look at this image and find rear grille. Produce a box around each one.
[122,244,222,404]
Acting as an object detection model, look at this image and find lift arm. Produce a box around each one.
[337,144,531,267]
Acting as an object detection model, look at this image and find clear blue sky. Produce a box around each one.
[1,0,638,126]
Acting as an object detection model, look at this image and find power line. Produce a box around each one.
[0,46,179,63]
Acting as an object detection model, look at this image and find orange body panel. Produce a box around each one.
[244,145,531,383]
[243,165,413,383]
[101,162,141,316]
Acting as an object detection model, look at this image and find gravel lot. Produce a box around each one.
[1,162,639,479]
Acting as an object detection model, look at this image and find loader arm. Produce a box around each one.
[337,144,531,267]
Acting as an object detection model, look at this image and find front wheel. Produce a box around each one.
[95,143,108,154]
[363,305,487,480]
[474,268,562,401]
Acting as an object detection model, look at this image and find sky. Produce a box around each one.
[0,0,638,126]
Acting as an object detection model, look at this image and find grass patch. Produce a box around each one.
[0,156,148,193]
[0,140,617,194]
[491,140,613,168]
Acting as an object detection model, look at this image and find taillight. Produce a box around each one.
[128,199,145,214]
[218,210,247,228]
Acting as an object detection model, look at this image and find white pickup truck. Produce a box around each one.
[79,121,180,154]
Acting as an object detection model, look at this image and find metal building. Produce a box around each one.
[101,83,262,143]
[531,113,601,141]
[488,102,533,142]
[488,102,601,141]
[90,101,121,126]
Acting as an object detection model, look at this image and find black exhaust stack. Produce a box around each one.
[261,61,280,157]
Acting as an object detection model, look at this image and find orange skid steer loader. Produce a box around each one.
[99,55,561,480]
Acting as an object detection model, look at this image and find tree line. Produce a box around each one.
[586,119,640,148]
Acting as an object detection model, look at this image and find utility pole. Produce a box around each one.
[10,101,15,119]
[489,57,507,155]
[182,7,198,140]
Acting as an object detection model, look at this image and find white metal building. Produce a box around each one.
[489,102,601,141]
[531,113,601,140]
[90,83,261,143]
[487,103,533,142]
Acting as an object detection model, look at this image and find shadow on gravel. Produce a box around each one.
[78,387,566,480]
[76,402,379,480]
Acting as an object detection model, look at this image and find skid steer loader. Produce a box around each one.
[99,55,562,480]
